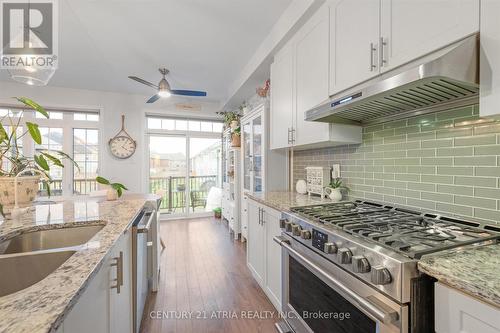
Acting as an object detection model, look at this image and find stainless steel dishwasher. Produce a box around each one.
[132,209,156,333]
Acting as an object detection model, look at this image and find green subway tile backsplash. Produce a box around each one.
[293,104,500,225]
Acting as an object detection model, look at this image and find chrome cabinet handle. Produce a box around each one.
[261,208,265,225]
[370,42,377,71]
[291,127,296,144]
[273,236,399,325]
[110,251,124,294]
[287,128,291,145]
[257,207,261,225]
[379,37,387,67]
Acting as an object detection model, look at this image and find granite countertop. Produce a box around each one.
[246,191,334,212]
[0,194,158,333]
[418,244,500,309]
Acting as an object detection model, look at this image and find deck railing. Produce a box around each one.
[38,179,99,196]
[149,175,217,212]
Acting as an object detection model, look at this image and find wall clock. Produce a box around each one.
[109,115,136,159]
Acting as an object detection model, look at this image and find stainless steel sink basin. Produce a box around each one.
[0,224,105,254]
[0,250,76,297]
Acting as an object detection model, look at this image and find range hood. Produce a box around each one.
[306,35,479,124]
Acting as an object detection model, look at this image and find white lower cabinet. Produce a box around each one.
[247,198,282,310]
[435,282,500,333]
[58,229,133,333]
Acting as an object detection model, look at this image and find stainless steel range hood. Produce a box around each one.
[306,35,479,124]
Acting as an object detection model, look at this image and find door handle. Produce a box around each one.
[370,42,377,72]
[138,210,156,234]
[273,236,399,325]
[110,251,124,294]
[379,37,387,67]
[257,207,261,225]
[261,208,265,225]
[287,128,291,145]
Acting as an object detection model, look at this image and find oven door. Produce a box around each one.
[275,235,408,333]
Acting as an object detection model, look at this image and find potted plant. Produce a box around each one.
[96,176,128,201]
[213,207,222,219]
[231,126,241,147]
[0,97,78,216]
[325,178,349,202]
[216,110,241,130]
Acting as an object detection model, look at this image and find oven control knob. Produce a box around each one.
[292,224,302,236]
[371,266,392,285]
[352,255,371,273]
[279,218,288,229]
[285,221,293,232]
[300,230,312,239]
[323,242,337,254]
[337,248,353,264]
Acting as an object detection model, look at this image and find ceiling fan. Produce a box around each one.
[128,68,207,104]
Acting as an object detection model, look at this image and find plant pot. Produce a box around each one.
[230,120,239,130]
[106,188,118,201]
[231,134,241,147]
[326,188,343,202]
[0,176,39,211]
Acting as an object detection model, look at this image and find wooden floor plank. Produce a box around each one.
[140,217,278,333]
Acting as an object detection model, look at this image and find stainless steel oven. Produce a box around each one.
[275,234,408,333]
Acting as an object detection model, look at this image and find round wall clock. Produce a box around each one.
[109,115,136,159]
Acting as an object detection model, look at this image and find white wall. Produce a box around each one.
[0,81,221,193]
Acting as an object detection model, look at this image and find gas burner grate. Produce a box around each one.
[291,200,500,259]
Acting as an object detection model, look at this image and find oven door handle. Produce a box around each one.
[138,210,156,234]
[274,236,399,325]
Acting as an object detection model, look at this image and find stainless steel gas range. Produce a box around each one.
[274,200,500,333]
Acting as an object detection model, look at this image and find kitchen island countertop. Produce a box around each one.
[0,194,158,333]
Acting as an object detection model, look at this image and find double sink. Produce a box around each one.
[0,224,105,297]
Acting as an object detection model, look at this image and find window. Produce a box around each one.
[1,126,23,176]
[73,129,99,195]
[0,108,100,196]
[74,112,99,121]
[146,116,223,133]
[36,127,63,196]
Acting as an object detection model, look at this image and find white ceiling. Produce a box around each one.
[0,0,292,106]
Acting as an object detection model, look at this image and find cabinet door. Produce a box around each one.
[435,283,500,333]
[480,0,500,118]
[270,43,294,150]
[295,3,330,147]
[380,0,479,72]
[247,200,265,286]
[252,115,263,192]
[63,254,110,333]
[329,0,380,95]
[264,208,282,310]
[110,230,133,333]
[241,195,249,240]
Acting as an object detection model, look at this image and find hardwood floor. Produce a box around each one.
[140,217,278,333]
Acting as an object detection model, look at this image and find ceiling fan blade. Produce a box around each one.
[146,94,161,104]
[128,76,158,89]
[170,90,207,97]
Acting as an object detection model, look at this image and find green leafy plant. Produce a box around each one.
[0,97,79,195]
[330,178,349,192]
[232,126,241,137]
[96,176,128,197]
[216,110,241,127]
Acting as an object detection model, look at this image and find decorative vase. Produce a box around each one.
[106,188,118,201]
[230,120,239,130]
[0,176,39,212]
[231,134,241,147]
[325,187,342,202]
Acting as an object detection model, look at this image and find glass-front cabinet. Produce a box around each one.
[242,109,264,193]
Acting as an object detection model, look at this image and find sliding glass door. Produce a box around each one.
[149,135,188,215]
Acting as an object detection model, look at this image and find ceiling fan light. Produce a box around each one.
[158,90,171,98]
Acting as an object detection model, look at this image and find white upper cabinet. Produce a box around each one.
[480,0,500,118]
[329,0,380,95]
[380,0,479,72]
[270,2,362,150]
[270,42,294,150]
[295,4,330,147]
